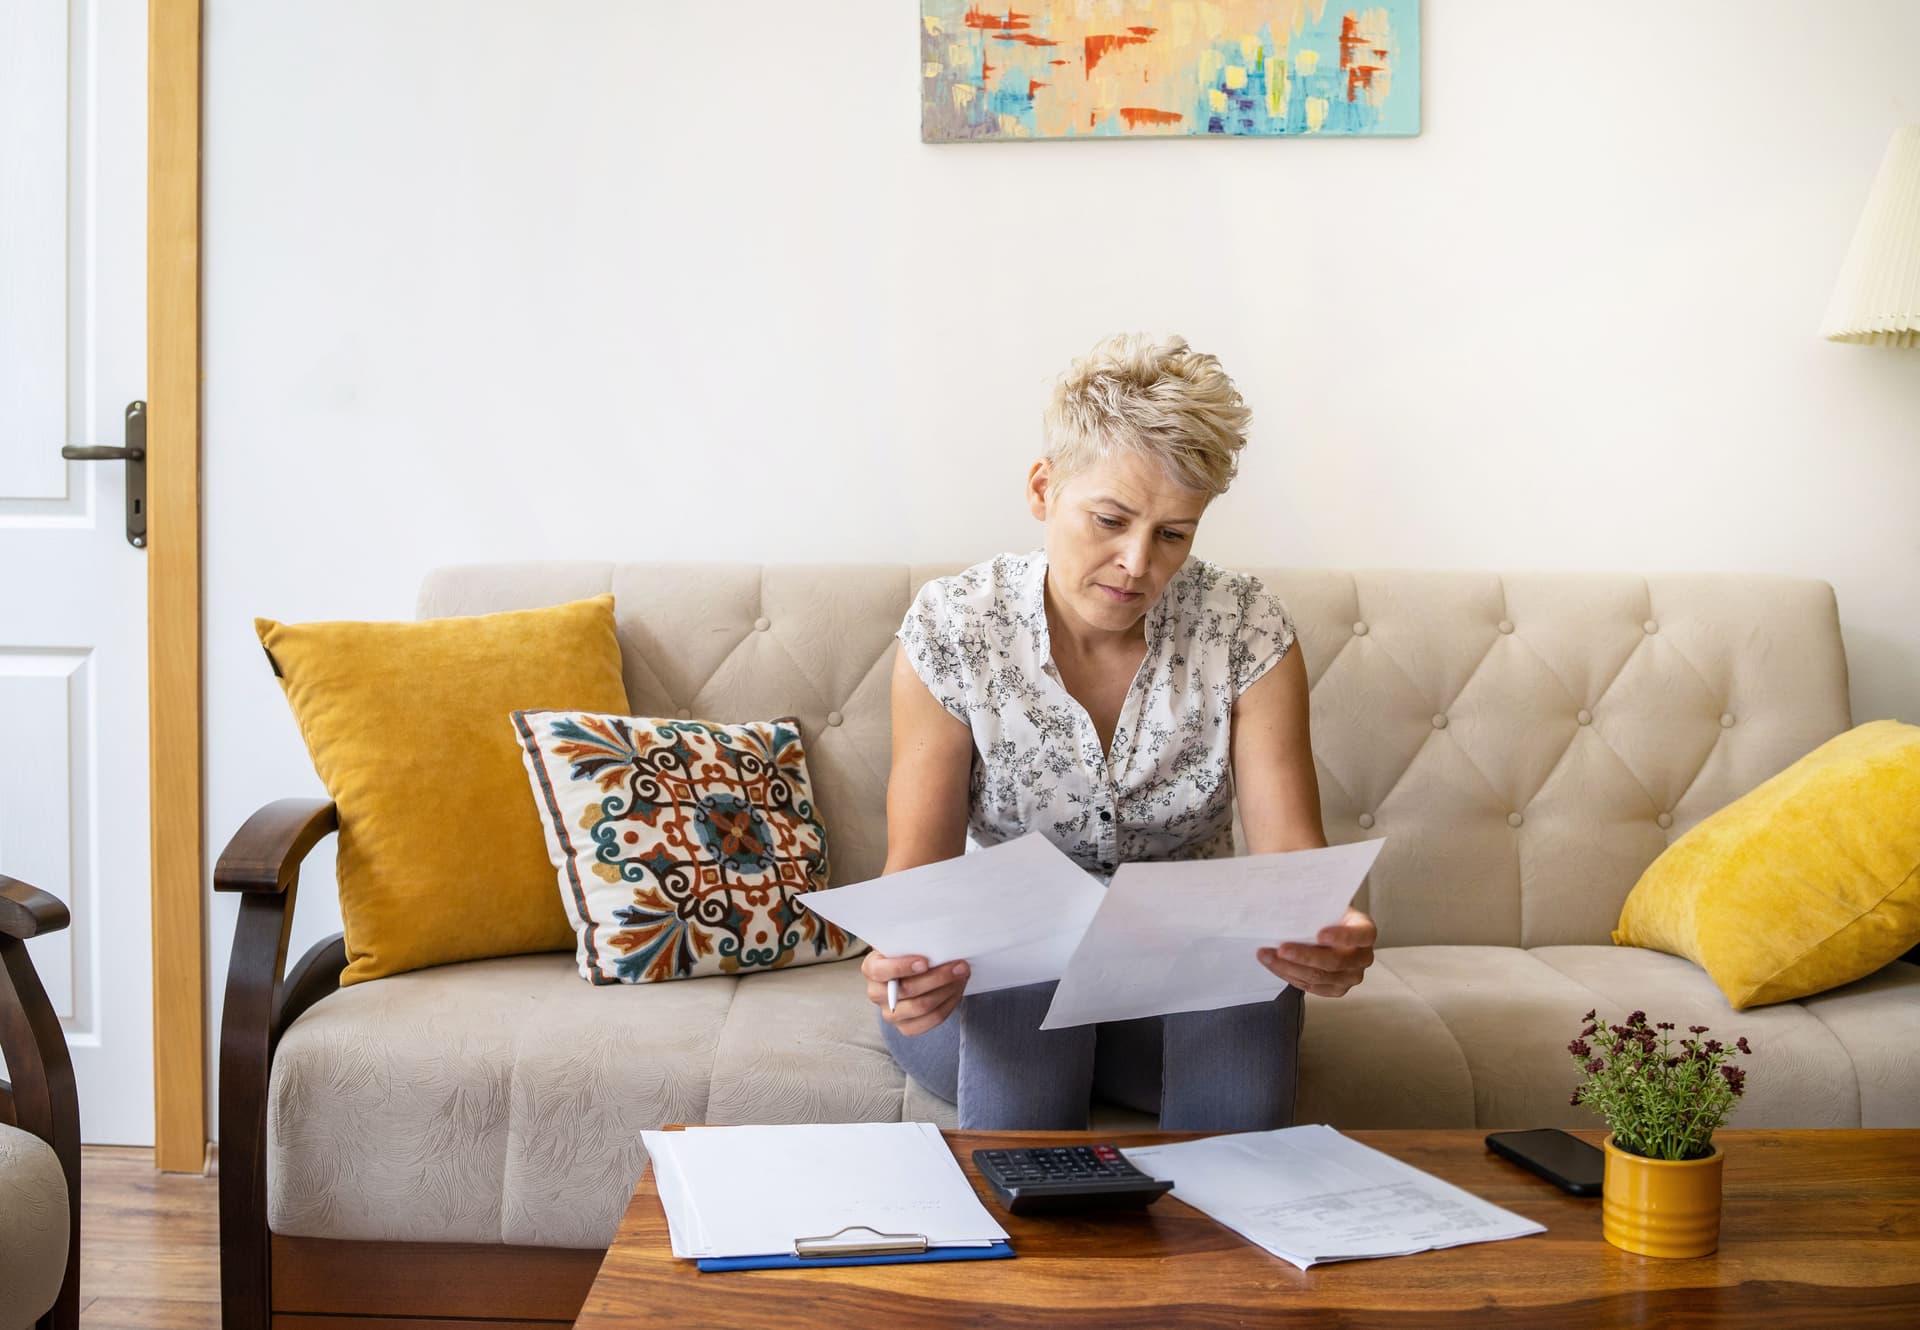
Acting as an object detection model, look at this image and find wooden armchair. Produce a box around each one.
[0,876,80,1330]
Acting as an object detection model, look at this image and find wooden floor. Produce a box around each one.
[77,1145,218,1328]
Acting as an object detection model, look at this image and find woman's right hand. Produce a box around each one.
[863,949,970,1036]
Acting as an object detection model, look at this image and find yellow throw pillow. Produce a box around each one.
[257,596,632,985]
[1614,719,1920,1008]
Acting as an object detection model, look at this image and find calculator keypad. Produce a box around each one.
[972,1145,1173,1215]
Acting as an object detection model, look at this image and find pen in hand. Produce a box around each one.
[886,978,900,1012]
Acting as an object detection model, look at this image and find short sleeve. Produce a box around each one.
[895,578,974,725]
[1227,576,1298,698]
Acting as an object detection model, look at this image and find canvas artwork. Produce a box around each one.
[922,2,1420,141]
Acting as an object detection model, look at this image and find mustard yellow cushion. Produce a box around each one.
[257,596,631,985]
[1613,719,1920,1008]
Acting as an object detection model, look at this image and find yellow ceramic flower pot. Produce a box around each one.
[1601,1134,1724,1258]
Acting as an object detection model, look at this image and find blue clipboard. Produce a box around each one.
[697,1240,1015,1272]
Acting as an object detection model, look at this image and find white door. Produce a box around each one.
[0,0,154,1146]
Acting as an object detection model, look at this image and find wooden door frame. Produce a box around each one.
[149,0,204,1173]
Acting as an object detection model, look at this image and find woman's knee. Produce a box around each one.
[1157,992,1305,1131]
[955,983,1098,1129]
[878,1006,960,1104]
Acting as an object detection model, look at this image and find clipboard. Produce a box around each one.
[697,1222,1015,1271]
[646,1123,1015,1272]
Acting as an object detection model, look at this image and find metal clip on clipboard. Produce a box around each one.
[792,1225,930,1259]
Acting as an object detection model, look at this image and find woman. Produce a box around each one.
[868,332,1377,1132]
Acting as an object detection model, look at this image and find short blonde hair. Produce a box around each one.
[1042,332,1252,498]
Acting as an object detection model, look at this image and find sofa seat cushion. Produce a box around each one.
[1300,946,1920,1130]
[0,1122,68,1330]
[269,947,1920,1248]
[268,953,929,1247]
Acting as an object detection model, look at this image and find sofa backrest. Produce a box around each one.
[419,563,1851,948]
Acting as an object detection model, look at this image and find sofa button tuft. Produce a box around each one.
[1357,813,1375,829]
[1431,714,1448,730]
[1576,709,1592,725]
[676,708,692,720]
[754,616,771,632]
[1353,621,1369,636]
[1498,619,1514,634]
[1507,812,1524,828]
[1657,812,1674,829]
[827,711,844,727]
[1643,620,1659,634]
[1720,713,1735,728]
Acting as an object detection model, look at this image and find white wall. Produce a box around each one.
[202,1,1920,1119]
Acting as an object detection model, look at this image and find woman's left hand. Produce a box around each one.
[1257,908,1376,997]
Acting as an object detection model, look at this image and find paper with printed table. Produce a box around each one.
[1124,1125,1546,1269]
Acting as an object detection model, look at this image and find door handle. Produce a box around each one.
[58,400,146,548]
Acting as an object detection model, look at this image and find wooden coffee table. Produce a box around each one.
[576,1128,1920,1327]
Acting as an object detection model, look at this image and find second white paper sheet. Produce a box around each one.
[1040,839,1385,1029]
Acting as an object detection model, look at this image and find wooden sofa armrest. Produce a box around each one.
[0,875,72,940]
[214,798,339,895]
[0,874,80,1330]
[217,797,342,1330]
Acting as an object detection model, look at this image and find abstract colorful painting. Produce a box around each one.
[922,2,1420,141]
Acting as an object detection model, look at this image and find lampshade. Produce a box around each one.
[1819,127,1920,347]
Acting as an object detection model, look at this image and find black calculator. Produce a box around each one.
[971,1145,1174,1215]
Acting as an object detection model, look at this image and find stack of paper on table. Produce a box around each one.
[1125,1125,1546,1269]
[641,1122,1011,1269]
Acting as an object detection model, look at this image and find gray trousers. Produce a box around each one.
[879,980,1305,1131]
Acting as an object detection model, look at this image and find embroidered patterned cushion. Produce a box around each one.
[513,709,857,984]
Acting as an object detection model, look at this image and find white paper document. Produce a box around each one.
[642,1122,1009,1260]
[1125,1125,1545,1269]
[1039,839,1385,1030]
[798,833,1106,994]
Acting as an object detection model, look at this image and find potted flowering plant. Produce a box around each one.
[1568,1008,1753,1257]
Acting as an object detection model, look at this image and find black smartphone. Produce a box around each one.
[1485,1129,1604,1196]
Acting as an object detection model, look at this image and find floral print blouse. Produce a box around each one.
[895,549,1298,881]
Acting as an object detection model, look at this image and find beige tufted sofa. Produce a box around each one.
[221,561,1920,1325]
